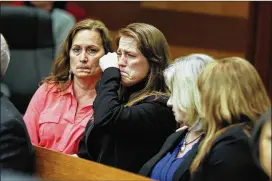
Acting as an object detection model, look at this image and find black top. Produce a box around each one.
[251,107,271,171]
[78,67,176,173]
[139,129,203,181]
[190,121,269,181]
[0,92,35,174]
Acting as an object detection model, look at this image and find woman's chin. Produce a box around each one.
[175,118,183,124]
[120,80,131,87]
[121,76,132,87]
[76,73,90,77]
[121,79,140,87]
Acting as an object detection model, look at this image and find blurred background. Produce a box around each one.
[0,1,271,113]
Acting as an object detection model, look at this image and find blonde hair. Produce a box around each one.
[164,54,214,127]
[191,57,271,172]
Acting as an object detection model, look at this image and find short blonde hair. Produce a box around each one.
[164,54,214,127]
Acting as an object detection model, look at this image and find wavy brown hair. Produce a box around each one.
[115,23,171,106]
[42,18,113,91]
[190,57,271,172]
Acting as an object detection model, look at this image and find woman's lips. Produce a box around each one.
[120,71,128,76]
[77,67,89,69]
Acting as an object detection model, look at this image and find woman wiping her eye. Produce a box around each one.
[78,23,177,173]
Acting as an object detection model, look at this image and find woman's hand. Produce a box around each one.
[99,52,119,72]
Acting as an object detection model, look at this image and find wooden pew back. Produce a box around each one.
[34,146,151,181]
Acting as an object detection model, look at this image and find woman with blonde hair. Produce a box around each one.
[139,54,214,181]
[190,57,271,181]
[24,18,113,154]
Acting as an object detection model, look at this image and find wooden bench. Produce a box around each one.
[34,146,151,181]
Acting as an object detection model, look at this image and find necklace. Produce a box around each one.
[180,131,204,153]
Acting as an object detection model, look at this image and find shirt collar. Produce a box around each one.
[53,81,96,106]
[60,81,74,96]
[50,81,73,96]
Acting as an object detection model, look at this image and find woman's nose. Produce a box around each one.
[79,52,87,63]
[80,58,87,63]
[118,54,127,66]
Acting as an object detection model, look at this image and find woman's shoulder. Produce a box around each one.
[196,126,267,181]
[138,94,169,105]
[36,82,60,95]
[209,125,251,158]
[215,124,250,143]
[164,129,187,144]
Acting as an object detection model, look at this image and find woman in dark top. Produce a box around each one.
[78,23,177,173]
[139,54,215,181]
[190,57,271,181]
[251,107,271,179]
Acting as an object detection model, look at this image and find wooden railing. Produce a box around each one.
[34,146,151,181]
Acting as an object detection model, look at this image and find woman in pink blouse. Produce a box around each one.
[24,19,113,154]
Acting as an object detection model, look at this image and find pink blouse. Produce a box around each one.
[24,82,95,154]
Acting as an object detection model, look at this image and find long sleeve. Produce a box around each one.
[93,67,175,140]
[24,84,47,145]
[191,134,269,181]
[0,118,35,174]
